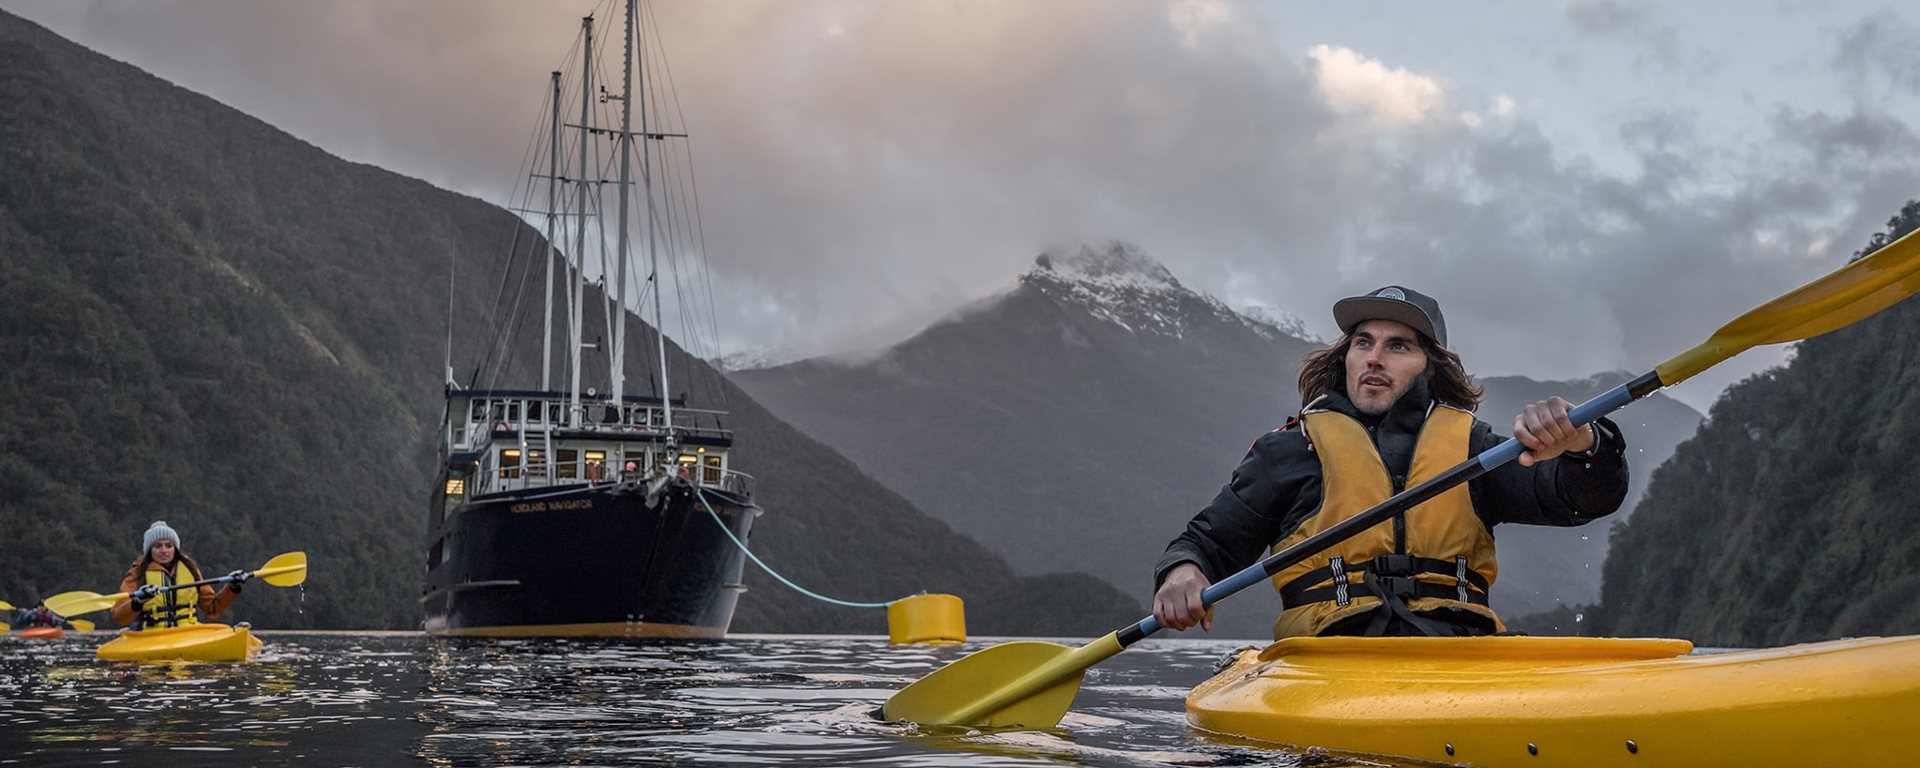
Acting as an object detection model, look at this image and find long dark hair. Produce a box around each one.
[1297,331,1483,410]
[123,549,204,585]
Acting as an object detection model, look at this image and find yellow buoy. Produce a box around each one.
[887,593,966,645]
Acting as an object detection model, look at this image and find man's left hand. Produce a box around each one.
[1513,396,1595,467]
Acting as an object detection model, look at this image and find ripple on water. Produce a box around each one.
[0,633,1325,767]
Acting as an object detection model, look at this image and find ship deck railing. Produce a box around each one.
[457,454,752,498]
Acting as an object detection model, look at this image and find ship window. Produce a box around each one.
[703,455,722,484]
[491,401,506,421]
[526,449,545,475]
[585,450,607,481]
[445,477,466,496]
[469,401,486,421]
[548,403,564,424]
[557,449,579,479]
[506,401,522,423]
[500,449,522,479]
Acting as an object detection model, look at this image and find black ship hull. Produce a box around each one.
[423,480,758,638]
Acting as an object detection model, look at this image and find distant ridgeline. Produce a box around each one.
[0,10,1144,634]
[1592,201,1920,647]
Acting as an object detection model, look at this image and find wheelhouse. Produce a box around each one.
[436,389,748,511]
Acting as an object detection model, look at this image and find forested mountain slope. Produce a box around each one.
[1594,202,1920,646]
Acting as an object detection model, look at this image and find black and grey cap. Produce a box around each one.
[1332,285,1447,349]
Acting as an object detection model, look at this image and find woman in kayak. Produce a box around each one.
[108,521,250,630]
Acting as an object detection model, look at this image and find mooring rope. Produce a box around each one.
[695,487,896,609]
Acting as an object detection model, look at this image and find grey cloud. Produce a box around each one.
[5,0,1917,411]
[1560,0,1716,78]
[1563,0,1650,36]
[1832,10,1920,95]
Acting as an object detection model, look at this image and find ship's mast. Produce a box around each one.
[612,0,634,404]
[541,70,560,394]
[569,16,592,421]
[636,0,674,440]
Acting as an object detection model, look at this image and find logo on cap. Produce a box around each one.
[1375,287,1407,301]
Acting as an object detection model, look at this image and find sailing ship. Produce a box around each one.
[423,0,760,638]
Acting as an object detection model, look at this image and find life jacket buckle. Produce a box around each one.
[1376,575,1421,599]
[1369,553,1418,577]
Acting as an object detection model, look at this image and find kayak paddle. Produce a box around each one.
[0,599,12,611]
[884,227,1920,729]
[67,618,95,633]
[45,551,309,617]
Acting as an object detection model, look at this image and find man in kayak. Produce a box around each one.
[13,601,72,629]
[1153,286,1630,638]
[109,521,251,630]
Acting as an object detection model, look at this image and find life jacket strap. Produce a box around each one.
[1357,567,1479,637]
[1279,553,1490,607]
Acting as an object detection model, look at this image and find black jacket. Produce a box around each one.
[1155,378,1630,588]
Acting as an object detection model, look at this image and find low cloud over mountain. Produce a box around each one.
[733,241,1701,639]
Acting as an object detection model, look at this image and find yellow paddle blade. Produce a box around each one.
[67,618,95,633]
[253,551,308,587]
[0,599,13,611]
[1657,226,1920,385]
[44,590,125,617]
[0,623,8,633]
[885,641,1084,728]
[885,632,1128,728]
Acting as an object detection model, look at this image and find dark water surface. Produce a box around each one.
[0,631,1364,767]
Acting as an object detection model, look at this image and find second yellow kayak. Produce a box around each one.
[96,623,262,663]
[1188,633,1920,767]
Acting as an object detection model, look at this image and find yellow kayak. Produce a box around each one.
[96,623,262,663]
[1188,634,1920,767]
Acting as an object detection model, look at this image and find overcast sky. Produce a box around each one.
[8,0,1920,412]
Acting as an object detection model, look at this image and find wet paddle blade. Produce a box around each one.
[44,590,123,617]
[886,632,1132,729]
[254,551,308,587]
[0,600,12,612]
[67,618,95,633]
[1658,227,1920,385]
[883,640,1088,729]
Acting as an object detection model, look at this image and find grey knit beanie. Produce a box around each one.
[142,521,180,553]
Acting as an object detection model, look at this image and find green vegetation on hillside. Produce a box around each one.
[1594,201,1920,646]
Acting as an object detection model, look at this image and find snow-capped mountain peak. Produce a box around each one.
[1239,305,1320,344]
[1032,241,1183,293]
[1019,241,1212,338]
[1020,241,1315,345]
[711,347,805,373]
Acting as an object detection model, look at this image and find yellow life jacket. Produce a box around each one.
[139,562,202,628]
[1268,403,1502,638]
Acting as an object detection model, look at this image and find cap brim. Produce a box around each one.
[1333,297,1440,346]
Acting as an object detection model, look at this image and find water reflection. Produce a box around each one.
[0,632,1345,766]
